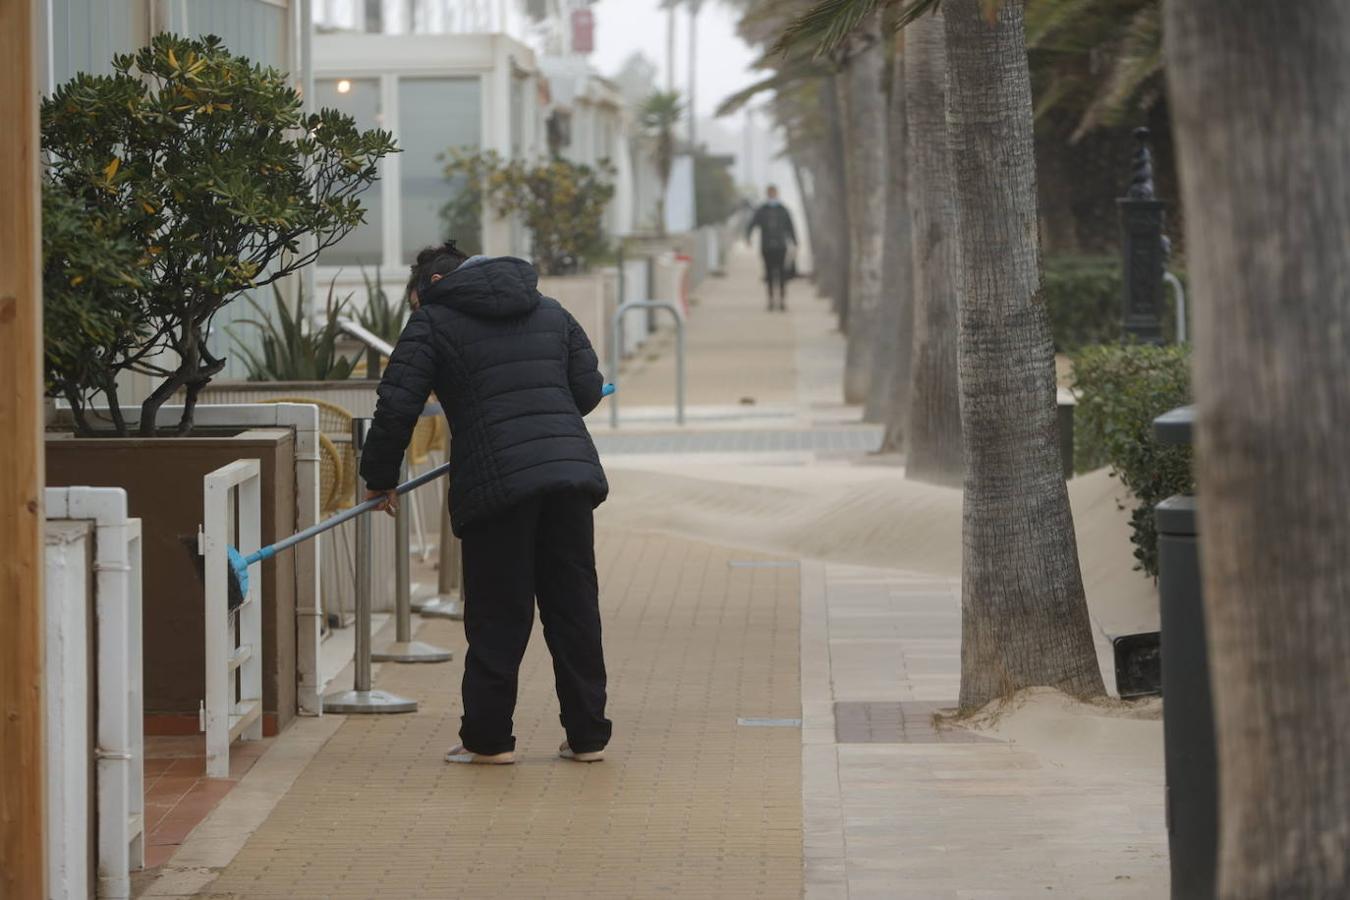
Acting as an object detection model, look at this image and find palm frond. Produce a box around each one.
[771,0,881,58]
[771,0,947,59]
[716,60,828,116]
[1071,3,1162,140]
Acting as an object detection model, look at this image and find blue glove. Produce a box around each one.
[602,383,617,397]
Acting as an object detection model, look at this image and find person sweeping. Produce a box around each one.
[360,241,612,765]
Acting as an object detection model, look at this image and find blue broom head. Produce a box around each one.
[227,545,250,609]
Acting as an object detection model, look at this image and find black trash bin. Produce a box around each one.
[1155,404,1218,900]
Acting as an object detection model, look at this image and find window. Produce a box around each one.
[399,77,482,261]
[315,77,384,267]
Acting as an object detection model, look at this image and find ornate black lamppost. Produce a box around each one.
[1117,127,1168,344]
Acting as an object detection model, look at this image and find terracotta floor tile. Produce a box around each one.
[145,774,200,802]
[144,758,176,775]
[144,844,177,868]
[144,735,206,758]
[167,756,207,776]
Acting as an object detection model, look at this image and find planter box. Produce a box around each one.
[46,430,299,736]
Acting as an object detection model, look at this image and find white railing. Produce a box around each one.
[45,486,145,899]
[200,460,265,778]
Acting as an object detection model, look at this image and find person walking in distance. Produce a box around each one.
[360,241,612,766]
[745,185,798,311]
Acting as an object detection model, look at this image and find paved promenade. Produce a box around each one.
[140,248,1166,898]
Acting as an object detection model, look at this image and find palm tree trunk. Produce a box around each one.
[867,41,913,430]
[840,15,888,404]
[1165,3,1350,896]
[942,0,1103,710]
[902,10,963,484]
[816,77,851,312]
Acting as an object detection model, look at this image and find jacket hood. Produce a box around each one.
[420,256,541,319]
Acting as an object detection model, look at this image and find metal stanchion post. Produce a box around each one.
[373,460,453,663]
[324,419,418,714]
[417,499,464,620]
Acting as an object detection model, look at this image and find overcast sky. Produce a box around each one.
[586,0,762,119]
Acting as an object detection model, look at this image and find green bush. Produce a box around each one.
[42,183,151,435]
[1042,254,1188,352]
[1043,255,1122,352]
[441,149,616,275]
[1071,343,1194,577]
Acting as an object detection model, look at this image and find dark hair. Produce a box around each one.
[406,240,470,302]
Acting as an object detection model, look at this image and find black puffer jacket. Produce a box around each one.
[360,257,608,535]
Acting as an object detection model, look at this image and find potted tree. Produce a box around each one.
[42,32,395,435]
[441,148,619,361]
[44,32,396,736]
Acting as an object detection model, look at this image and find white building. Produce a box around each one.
[311,31,544,293]
[536,55,632,239]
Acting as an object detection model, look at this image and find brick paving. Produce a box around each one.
[199,531,802,899]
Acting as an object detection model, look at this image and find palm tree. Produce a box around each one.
[1165,1,1350,895]
[837,13,888,407]
[639,90,684,236]
[779,0,1103,710]
[942,0,1103,710]
[900,9,962,484]
[867,33,913,432]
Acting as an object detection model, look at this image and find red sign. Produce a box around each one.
[572,9,594,55]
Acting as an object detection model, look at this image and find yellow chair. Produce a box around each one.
[258,398,361,625]
[258,397,358,510]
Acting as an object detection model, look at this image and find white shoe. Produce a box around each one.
[558,741,604,763]
[445,744,514,765]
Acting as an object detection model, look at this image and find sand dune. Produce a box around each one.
[599,461,1159,637]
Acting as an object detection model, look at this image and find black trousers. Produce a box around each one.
[458,490,612,755]
[762,246,787,308]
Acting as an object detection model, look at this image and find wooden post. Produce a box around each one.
[0,0,46,897]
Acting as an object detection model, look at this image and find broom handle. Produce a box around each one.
[246,385,614,565]
[247,461,451,564]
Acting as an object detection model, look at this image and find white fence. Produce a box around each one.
[45,486,145,899]
[200,460,265,778]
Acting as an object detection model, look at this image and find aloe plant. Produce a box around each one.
[230,283,356,382]
[357,268,407,346]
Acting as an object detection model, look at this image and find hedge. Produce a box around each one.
[1071,343,1194,577]
[1043,254,1187,353]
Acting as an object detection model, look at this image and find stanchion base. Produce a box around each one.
[372,640,454,664]
[323,689,418,714]
[417,595,464,621]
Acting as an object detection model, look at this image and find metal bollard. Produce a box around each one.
[373,460,453,663]
[416,499,464,620]
[323,418,418,714]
